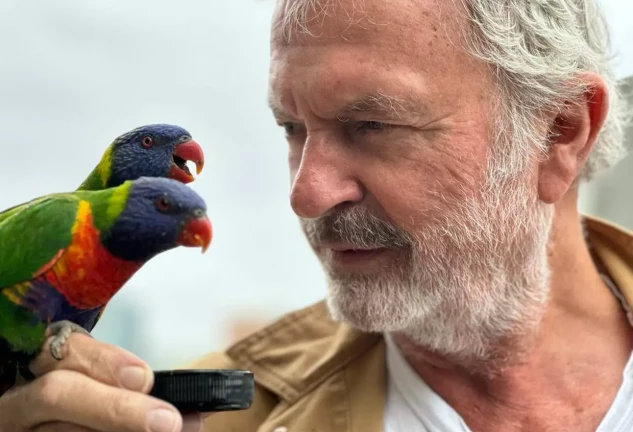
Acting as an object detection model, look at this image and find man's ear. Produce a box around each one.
[537,73,609,204]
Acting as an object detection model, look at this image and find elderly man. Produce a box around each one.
[1,0,632,431]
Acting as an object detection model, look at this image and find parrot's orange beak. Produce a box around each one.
[170,139,205,184]
[178,213,212,253]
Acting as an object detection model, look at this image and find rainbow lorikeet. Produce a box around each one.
[0,177,212,394]
[79,123,205,190]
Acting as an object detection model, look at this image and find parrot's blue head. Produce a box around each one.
[107,124,205,188]
[103,177,212,262]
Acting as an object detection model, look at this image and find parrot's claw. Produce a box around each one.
[45,320,92,361]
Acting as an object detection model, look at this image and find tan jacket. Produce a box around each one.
[185,216,633,432]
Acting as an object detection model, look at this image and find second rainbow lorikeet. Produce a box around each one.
[79,123,205,190]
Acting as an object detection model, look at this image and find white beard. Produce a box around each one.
[304,160,555,364]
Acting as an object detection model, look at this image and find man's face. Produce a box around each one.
[268,0,554,360]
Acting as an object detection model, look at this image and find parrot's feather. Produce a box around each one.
[0,191,135,355]
[78,144,113,191]
[89,306,107,329]
[20,199,143,311]
[0,196,77,289]
[0,195,83,355]
[32,249,65,279]
[0,196,50,226]
[0,287,49,354]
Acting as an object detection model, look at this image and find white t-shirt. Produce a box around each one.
[383,274,633,432]
[383,333,633,431]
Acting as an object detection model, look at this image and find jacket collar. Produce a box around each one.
[227,300,382,404]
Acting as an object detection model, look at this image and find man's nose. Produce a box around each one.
[290,136,363,219]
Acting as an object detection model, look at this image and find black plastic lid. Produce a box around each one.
[149,369,254,413]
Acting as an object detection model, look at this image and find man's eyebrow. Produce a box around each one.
[267,91,426,121]
[267,95,292,121]
[335,92,426,121]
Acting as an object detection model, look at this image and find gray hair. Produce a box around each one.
[277,0,630,182]
[457,0,629,182]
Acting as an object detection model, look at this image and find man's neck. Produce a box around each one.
[391,200,633,432]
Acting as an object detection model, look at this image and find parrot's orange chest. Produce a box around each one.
[40,201,143,309]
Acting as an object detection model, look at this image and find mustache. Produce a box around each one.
[300,206,415,249]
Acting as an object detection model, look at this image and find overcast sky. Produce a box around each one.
[0,0,631,367]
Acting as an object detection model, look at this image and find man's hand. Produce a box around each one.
[0,333,205,432]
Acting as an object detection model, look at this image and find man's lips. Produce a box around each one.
[322,242,386,252]
[322,245,390,270]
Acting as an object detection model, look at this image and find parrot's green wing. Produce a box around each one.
[0,196,50,226]
[0,194,79,289]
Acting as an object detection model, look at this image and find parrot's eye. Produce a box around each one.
[141,136,154,148]
[155,196,171,212]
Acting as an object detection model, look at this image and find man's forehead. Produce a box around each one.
[267,0,489,122]
[271,0,456,46]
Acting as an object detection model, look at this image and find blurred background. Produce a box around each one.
[0,0,631,369]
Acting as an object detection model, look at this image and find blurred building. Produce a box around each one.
[91,293,150,361]
[226,315,275,344]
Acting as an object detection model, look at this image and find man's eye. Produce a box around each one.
[356,121,391,132]
[281,122,300,135]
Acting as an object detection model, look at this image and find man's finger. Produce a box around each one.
[29,333,153,393]
[182,413,205,432]
[34,423,100,432]
[6,370,183,432]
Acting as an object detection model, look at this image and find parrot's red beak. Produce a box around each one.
[178,213,212,253]
[170,139,205,184]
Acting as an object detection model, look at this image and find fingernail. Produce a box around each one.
[147,408,181,432]
[119,366,150,391]
[182,413,203,432]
